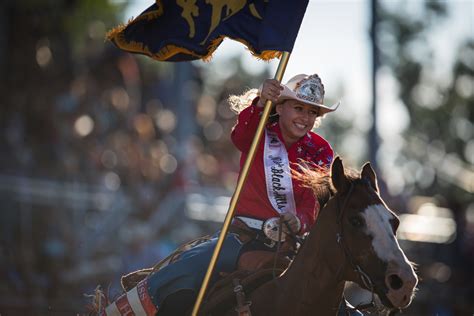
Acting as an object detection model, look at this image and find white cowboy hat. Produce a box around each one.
[278,74,340,115]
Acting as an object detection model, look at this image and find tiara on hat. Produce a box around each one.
[276,73,340,114]
[294,74,325,105]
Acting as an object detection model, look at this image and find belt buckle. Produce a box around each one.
[263,217,286,242]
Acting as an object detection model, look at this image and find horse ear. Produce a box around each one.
[331,156,349,193]
[361,162,379,192]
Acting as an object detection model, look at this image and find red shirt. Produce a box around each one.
[231,98,334,233]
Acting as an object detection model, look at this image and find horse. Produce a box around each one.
[92,157,418,315]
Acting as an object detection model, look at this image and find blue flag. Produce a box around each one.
[107,0,309,62]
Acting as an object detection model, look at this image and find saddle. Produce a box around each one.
[121,226,295,292]
[121,265,287,315]
[119,228,293,316]
[120,245,291,293]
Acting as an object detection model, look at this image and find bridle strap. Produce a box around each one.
[336,183,354,225]
[272,219,284,279]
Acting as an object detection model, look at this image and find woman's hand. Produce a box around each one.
[258,79,284,107]
[280,212,301,235]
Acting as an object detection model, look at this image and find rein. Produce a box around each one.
[272,219,284,279]
[272,216,301,279]
[335,182,377,313]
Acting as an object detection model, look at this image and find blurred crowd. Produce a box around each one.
[0,37,269,313]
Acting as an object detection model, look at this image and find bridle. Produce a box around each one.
[268,179,402,315]
[335,181,378,313]
[335,181,403,315]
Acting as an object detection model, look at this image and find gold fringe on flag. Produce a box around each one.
[106,0,282,63]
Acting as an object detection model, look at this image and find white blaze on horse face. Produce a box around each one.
[362,204,408,263]
[362,204,418,308]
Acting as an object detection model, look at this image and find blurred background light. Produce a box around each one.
[426,262,452,283]
[196,153,218,176]
[196,95,217,126]
[88,20,106,39]
[74,115,94,137]
[101,150,118,169]
[203,121,223,141]
[36,45,52,68]
[110,87,130,112]
[155,109,177,133]
[104,172,121,191]
[159,154,177,174]
[185,193,229,222]
[133,113,155,139]
[398,203,456,244]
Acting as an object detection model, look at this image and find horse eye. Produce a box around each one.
[349,216,365,228]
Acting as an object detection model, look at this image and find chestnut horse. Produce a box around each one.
[93,157,418,315]
[203,157,418,315]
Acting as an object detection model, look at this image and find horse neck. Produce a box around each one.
[249,205,346,315]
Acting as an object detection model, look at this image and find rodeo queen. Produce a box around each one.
[99,74,340,316]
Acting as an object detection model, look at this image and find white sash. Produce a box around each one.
[263,129,297,215]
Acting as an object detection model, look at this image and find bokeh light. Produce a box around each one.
[74,115,94,137]
[155,109,177,133]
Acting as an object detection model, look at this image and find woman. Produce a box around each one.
[100,74,339,316]
[230,74,338,242]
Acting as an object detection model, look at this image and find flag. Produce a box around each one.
[107,0,309,62]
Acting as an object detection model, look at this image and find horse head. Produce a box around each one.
[295,156,418,312]
[323,156,418,310]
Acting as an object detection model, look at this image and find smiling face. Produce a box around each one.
[276,99,320,147]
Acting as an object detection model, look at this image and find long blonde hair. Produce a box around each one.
[228,88,259,114]
[228,89,324,128]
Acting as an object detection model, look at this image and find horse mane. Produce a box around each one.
[293,162,361,208]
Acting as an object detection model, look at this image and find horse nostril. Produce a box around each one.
[388,274,403,290]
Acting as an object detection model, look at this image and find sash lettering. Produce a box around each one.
[263,130,297,215]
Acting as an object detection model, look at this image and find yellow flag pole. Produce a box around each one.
[191,51,291,316]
